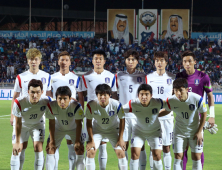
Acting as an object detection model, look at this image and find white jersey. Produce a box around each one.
[14,70,51,96]
[123,98,163,133]
[80,69,117,102]
[116,71,147,118]
[165,92,207,137]
[46,100,84,131]
[12,95,52,126]
[51,71,81,99]
[147,71,175,120]
[85,98,125,130]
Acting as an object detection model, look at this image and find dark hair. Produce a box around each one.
[28,79,43,90]
[181,50,196,60]
[92,49,106,60]
[124,50,139,61]
[137,84,153,95]
[95,84,111,96]
[173,78,188,89]
[56,86,72,99]
[58,51,70,60]
[154,51,168,62]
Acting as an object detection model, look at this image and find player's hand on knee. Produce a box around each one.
[86,141,95,151]
[207,117,215,127]
[115,139,126,151]
[193,132,203,146]
[13,143,22,155]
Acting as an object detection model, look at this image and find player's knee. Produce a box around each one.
[22,142,28,150]
[66,139,73,145]
[191,152,201,161]
[34,142,43,152]
[152,151,161,161]
[163,145,170,153]
[116,150,125,159]
[100,141,107,145]
[131,151,140,160]
[174,153,183,160]
[87,149,96,158]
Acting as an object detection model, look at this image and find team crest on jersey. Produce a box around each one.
[189,104,195,111]
[41,77,46,84]
[40,106,46,111]
[137,77,142,83]
[109,111,115,117]
[68,112,73,117]
[195,79,200,86]
[152,108,158,114]
[69,79,74,86]
[105,77,110,84]
[167,79,172,85]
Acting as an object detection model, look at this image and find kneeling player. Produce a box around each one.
[159,78,207,170]
[45,86,85,170]
[10,79,52,170]
[123,84,164,170]
[85,84,127,170]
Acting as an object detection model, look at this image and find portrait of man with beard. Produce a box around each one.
[108,14,134,45]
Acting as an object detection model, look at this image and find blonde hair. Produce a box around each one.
[26,48,42,59]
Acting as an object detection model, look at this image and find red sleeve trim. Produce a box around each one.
[17,75,22,88]
[71,71,75,74]
[145,75,148,84]
[87,103,92,114]
[166,98,171,110]
[47,103,53,115]
[15,99,21,111]
[115,73,118,88]
[82,75,87,88]
[129,100,132,112]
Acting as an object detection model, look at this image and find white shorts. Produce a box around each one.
[123,118,137,141]
[92,126,122,150]
[159,119,174,146]
[173,133,203,154]
[131,129,162,150]
[12,123,45,144]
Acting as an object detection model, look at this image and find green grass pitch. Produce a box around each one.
[0,100,221,169]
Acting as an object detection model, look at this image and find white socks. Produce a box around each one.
[163,152,172,170]
[98,144,107,170]
[130,159,139,170]
[153,160,163,170]
[54,146,60,170]
[149,151,154,170]
[118,157,127,170]
[46,154,55,170]
[11,154,20,170]
[192,160,201,170]
[67,144,76,170]
[76,155,85,170]
[34,151,44,170]
[86,157,95,170]
[19,149,25,170]
[173,159,182,170]
[139,150,147,170]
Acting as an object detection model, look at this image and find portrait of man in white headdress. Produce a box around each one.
[162,14,188,39]
[108,14,133,45]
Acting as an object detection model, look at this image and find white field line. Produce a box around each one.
[0,115,11,117]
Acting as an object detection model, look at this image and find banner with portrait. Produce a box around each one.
[161,9,189,39]
[138,9,158,44]
[107,9,135,45]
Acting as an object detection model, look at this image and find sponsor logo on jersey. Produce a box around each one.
[137,77,142,83]
[40,106,46,111]
[167,79,172,85]
[189,104,195,111]
[109,111,115,117]
[41,77,46,84]
[23,108,29,112]
[203,102,206,108]
[69,79,74,85]
[152,108,158,114]
[105,77,110,83]
[68,112,73,117]
[79,109,84,116]
[195,79,200,86]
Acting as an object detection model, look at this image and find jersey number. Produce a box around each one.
[39,129,43,136]
[189,87,192,92]
[145,117,149,123]
[30,114,37,119]
[157,87,164,94]
[61,120,68,125]
[181,112,189,119]
[102,118,109,124]
[129,85,133,93]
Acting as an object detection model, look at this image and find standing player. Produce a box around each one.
[10,48,51,169]
[123,84,164,170]
[45,86,85,170]
[159,78,207,170]
[10,79,53,170]
[115,50,147,169]
[47,51,82,170]
[146,51,175,170]
[79,49,117,170]
[85,84,127,170]
[176,50,215,169]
